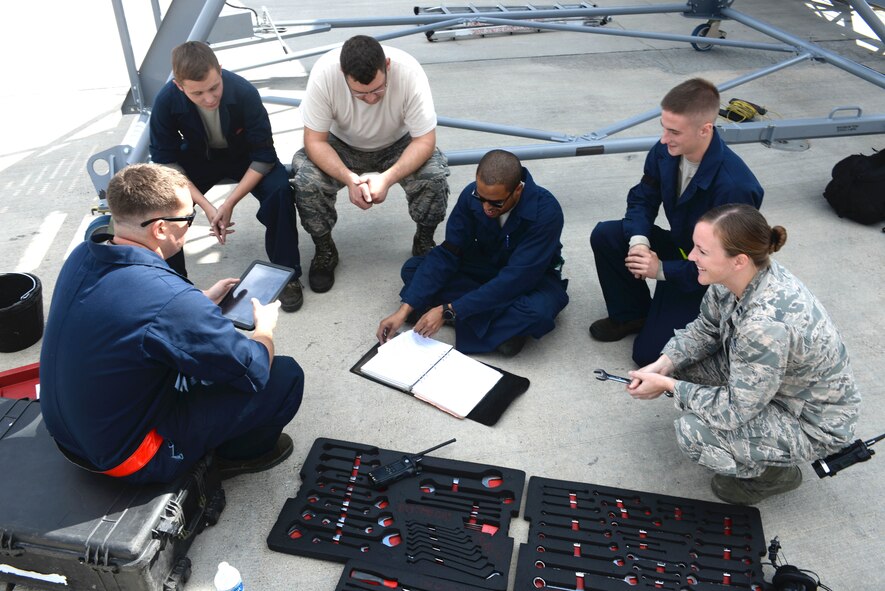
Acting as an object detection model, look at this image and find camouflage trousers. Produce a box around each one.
[673,353,817,478]
[290,133,450,238]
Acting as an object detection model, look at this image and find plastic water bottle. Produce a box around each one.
[214,562,243,591]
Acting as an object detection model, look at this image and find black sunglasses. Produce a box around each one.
[140,208,197,228]
[472,187,515,209]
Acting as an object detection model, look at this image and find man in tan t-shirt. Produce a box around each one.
[291,35,450,294]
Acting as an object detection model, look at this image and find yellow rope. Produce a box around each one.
[723,99,761,122]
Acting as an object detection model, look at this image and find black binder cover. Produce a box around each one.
[350,342,529,426]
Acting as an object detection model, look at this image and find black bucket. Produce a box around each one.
[0,273,44,353]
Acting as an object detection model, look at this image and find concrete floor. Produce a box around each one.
[1,1,883,589]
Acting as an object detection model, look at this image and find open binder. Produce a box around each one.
[351,330,530,426]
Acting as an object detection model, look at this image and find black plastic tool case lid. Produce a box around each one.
[0,398,197,563]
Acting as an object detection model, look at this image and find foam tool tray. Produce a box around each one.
[268,438,526,590]
[515,476,767,591]
[335,560,492,591]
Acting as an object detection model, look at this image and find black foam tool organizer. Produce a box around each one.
[515,477,767,591]
[268,438,526,590]
[335,560,491,591]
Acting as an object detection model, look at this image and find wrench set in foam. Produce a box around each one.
[268,438,525,589]
[268,439,766,590]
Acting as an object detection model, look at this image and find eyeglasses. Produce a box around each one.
[347,72,388,99]
[472,187,516,209]
[140,208,197,228]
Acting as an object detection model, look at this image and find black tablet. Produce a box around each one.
[219,260,295,330]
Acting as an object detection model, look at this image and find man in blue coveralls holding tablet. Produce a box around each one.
[41,164,304,484]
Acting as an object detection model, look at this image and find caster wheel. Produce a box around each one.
[690,22,715,52]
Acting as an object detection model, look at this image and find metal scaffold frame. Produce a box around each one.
[87,0,885,200]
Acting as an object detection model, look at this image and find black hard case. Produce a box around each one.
[0,399,225,591]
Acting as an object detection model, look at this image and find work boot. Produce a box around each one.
[216,433,294,481]
[412,223,437,256]
[589,317,646,342]
[308,233,338,293]
[496,335,528,357]
[711,466,803,505]
[279,280,304,312]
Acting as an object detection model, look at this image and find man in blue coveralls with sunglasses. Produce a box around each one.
[41,164,304,484]
[377,150,569,357]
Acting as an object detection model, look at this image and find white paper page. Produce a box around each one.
[360,330,453,390]
[413,349,502,418]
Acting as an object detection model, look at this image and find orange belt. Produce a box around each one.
[102,429,164,477]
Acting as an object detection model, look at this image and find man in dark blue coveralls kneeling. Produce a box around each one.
[589,78,763,366]
[40,164,304,484]
[376,149,569,357]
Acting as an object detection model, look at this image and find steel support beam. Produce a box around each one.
[111,0,146,114]
[262,94,884,167]
[94,0,228,198]
[88,1,885,199]
[444,112,885,166]
[210,24,332,51]
[121,0,227,114]
[585,52,813,140]
[718,108,885,144]
[272,5,688,28]
[848,0,885,45]
[477,16,794,52]
[262,96,578,142]
[150,0,162,29]
[233,17,468,73]
[722,7,885,89]
[681,0,735,19]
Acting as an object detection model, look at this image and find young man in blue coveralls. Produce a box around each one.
[589,78,763,366]
[376,149,569,357]
[40,164,304,484]
[149,41,304,311]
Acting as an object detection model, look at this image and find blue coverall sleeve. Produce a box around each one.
[142,289,271,393]
[149,88,183,165]
[661,259,704,293]
[237,80,279,164]
[622,148,662,241]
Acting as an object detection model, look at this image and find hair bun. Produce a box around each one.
[769,226,787,253]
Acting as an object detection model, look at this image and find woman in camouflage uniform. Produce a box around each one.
[627,204,860,505]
